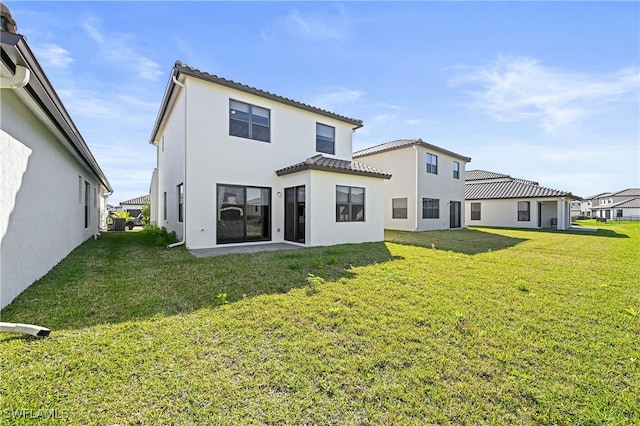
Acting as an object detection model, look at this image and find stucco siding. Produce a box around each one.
[1,90,103,308]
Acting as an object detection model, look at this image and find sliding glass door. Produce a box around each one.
[217,184,271,244]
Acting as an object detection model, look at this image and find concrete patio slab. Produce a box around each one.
[189,242,302,258]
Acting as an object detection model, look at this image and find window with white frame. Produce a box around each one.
[336,186,365,222]
[427,153,438,174]
[392,198,408,219]
[316,123,335,155]
[229,99,270,142]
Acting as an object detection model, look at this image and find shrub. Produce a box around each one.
[140,225,179,247]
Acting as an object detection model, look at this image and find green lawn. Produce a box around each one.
[1,221,638,424]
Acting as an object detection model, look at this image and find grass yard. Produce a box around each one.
[1,221,638,424]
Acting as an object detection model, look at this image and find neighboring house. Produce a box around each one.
[465,170,579,230]
[118,194,150,218]
[0,4,112,309]
[353,139,471,231]
[590,188,640,220]
[577,192,610,217]
[148,61,391,249]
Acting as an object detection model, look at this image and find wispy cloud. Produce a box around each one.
[450,56,639,133]
[310,86,365,111]
[34,43,74,69]
[81,20,163,82]
[280,8,350,41]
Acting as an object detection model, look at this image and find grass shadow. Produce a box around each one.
[0,233,398,332]
[385,228,528,255]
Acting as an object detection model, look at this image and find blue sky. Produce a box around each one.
[8,1,639,204]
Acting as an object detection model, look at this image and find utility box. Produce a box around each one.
[112,218,126,231]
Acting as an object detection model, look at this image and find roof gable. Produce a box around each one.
[353,138,471,162]
[276,154,391,179]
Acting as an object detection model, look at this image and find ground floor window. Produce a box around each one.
[470,202,481,220]
[616,209,623,218]
[217,184,271,244]
[336,186,365,222]
[518,201,530,221]
[392,198,408,219]
[422,198,439,219]
[177,183,184,223]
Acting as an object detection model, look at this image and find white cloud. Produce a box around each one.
[81,20,163,82]
[279,8,350,42]
[34,43,74,68]
[374,114,396,122]
[310,86,366,111]
[450,56,639,133]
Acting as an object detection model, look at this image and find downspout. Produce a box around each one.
[165,75,187,249]
[412,145,419,231]
[0,65,30,89]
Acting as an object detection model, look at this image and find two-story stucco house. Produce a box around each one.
[353,139,471,231]
[589,188,640,220]
[1,4,112,309]
[148,62,391,250]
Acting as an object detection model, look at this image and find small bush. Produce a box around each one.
[140,225,179,247]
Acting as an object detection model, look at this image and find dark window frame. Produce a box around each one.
[216,184,272,244]
[229,99,271,143]
[518,201,530,221]
[177,183,184,223]
[453,161,460,179]
[336,186,365,222]
[316,123,335,155]
[470,202,481,220]
[427,153,438,175]
[422,198,440,219]
[392,197,408,219]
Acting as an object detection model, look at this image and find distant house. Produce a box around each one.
[465,170,579,230]
[589,188,640,220]
[119,194,150,218]
[1,4,112,309]
[353,139,471,231]
[148,61,390,249]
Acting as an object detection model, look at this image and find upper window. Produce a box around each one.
[229,100,270,142]
[427,153,438,174]
[316,123,335,155]
[336,186,365,222]
[453,161,460,179]
[422,198,439,219]
[518,201,530,221]
[392,198,408,219]
[470,202,481,220]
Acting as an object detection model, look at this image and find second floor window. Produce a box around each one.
[316,123,335,154]
[229,100,270,142]
[427,153,438,174]
[453,161,460,179]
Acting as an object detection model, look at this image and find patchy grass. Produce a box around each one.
[1,221,638,424]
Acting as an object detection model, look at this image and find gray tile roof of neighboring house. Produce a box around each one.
[148,61,363,145]
[592,197,640,209]
[612,188,640,197]
[275,154,392,179]
[584,192,612,200]
[120,194,150,205]
[353,139,472,162]
[465,169,579,200]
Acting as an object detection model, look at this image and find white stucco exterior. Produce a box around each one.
[150,63,388,249]
[354,140,470,231]
[1,76,110,309]
[465,198,572,229]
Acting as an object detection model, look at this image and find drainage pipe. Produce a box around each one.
[0,321,50,337]
[0,65,30,89]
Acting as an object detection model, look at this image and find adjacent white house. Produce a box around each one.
[465,170,579,230]
[148,61,391,249]
[589,188,640,220]
[1,4,112,309]
[353,139,471,231]
[118,194,150,218]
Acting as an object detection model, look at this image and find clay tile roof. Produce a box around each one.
[275,154,391,179]
[174,61,363,129]
[465,170,579,200]
[353,139,471,162]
